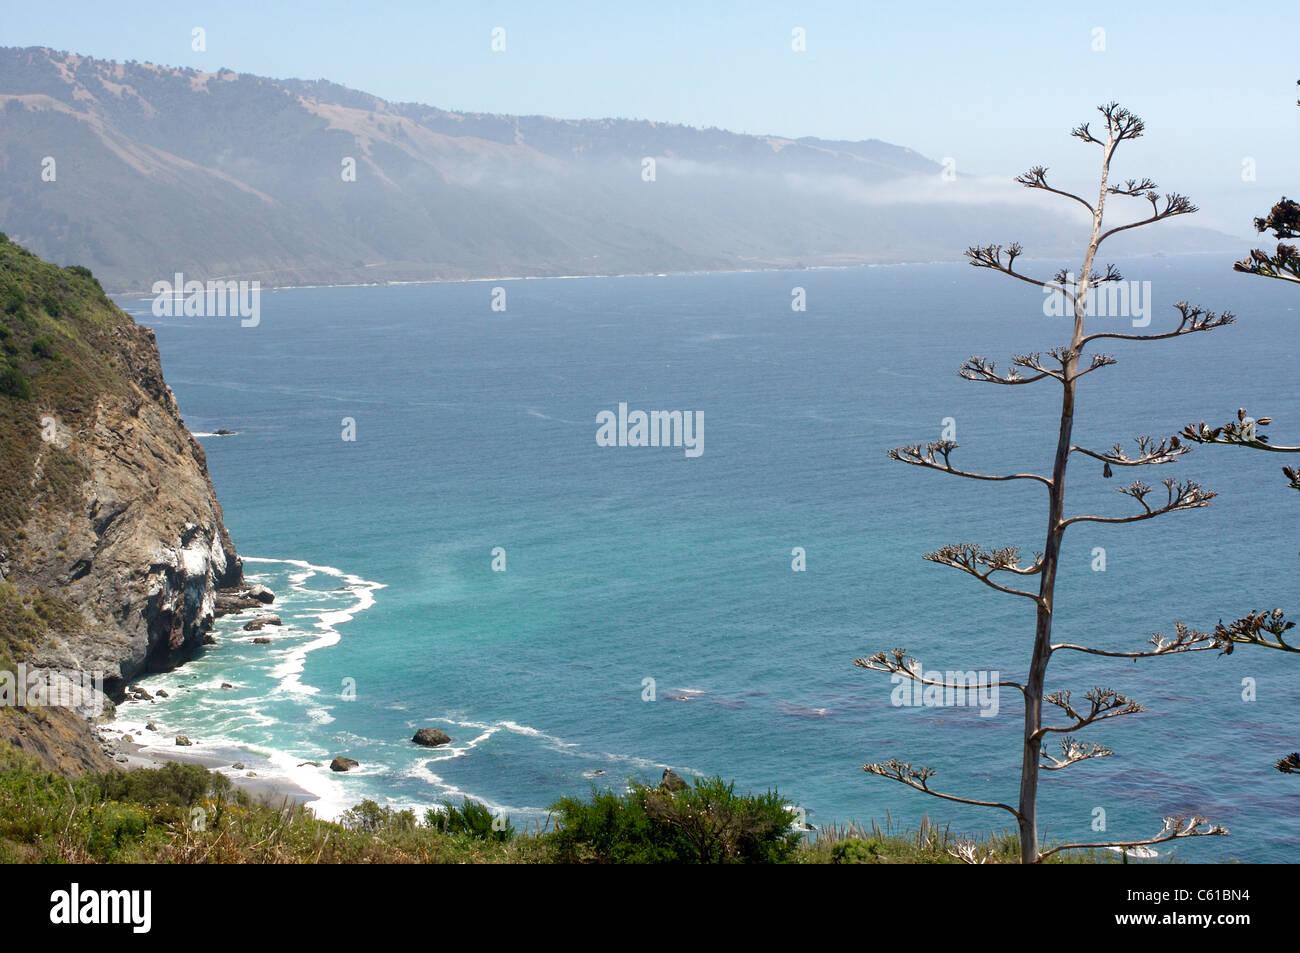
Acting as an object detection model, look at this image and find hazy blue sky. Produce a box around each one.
[2,1,1295,232]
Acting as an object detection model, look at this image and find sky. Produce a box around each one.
[1,0,1295,234]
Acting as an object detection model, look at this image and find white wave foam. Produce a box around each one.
[108,555,386,821]
[397,759,540,821]
[439,716,578,750]
[424,715,706,780]
[111,556,707,823]
[240,556,385,697]
[525,407,582,425]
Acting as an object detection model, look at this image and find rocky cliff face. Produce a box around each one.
[19,319,243,693]
[0,236,243,712]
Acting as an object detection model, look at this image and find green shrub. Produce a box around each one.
[93,760,229,807]
[340,799,417,833]
[0,366,32,400]
[546,774,802,864]
[832,837,886,863]
[84,803,149,859]
[547,786,676,863]
[29,335,56,359]
[426,798,514,842]
[642,775,802,863]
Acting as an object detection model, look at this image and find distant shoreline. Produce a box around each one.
[102,249,1238,299]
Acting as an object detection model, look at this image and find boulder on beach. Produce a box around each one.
[220,682,234,689]
[231,762,245,770]
[145,722,158,732]
[128,686,153,701]
[659,768,689,793]
[251,637,272,645]
[155,689,168,698]
[243,614,282,631]
[248,584,275,604]
[330,757,359,772]
[175,735,192,746]
[412,728,451,747]
[121,734,134,743]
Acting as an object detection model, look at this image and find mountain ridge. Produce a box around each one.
[0,46,1235,292]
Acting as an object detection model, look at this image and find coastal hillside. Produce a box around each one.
[0,235,244,767]
[0,46,1235,291]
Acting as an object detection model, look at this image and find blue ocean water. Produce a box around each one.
[113,257,1299,861]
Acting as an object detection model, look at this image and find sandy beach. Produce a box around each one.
[96,725,319,811]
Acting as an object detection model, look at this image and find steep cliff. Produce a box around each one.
[0,234,243,736]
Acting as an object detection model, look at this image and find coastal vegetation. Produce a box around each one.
[0,231,120,557]
[0,742,1119,864]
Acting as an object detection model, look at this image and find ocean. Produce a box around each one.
[112,256,1299,861]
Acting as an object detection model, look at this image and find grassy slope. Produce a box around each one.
[0,231,135,554]
[0,741,1113,864]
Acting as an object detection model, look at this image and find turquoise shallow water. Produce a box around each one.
[112,257,1299,860]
